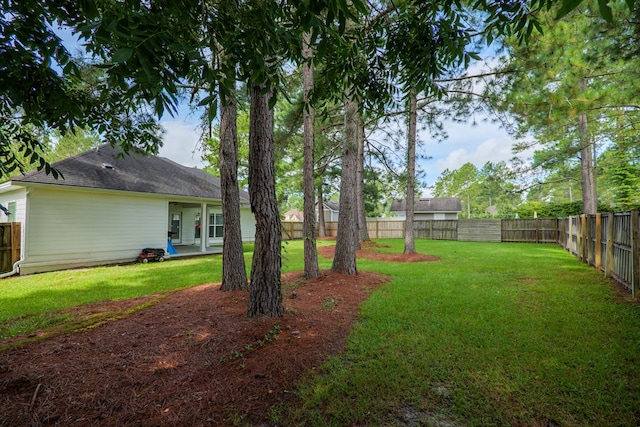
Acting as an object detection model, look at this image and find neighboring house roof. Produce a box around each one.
[391,197,462,213]
[284,209,303,221]
[323,201,339,211]
[6,144,249,201]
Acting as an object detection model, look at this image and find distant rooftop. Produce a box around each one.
[391,197,462,212]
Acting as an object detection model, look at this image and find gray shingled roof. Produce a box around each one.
[10,144,247,201]
[324,201,339,211]
[391,197,462,212]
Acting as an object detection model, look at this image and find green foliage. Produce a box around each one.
[362,167,383,217]
[494,2,640,212]
[220,324,282,362]
[598,138,640,211]
[1,2,167,177]
[1,0,364,178]
[48,127,102,163]
[516,200,616,218]
[432,161,520,218]
[203,110,251,188]
[517,200,583,217]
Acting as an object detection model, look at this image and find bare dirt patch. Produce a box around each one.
[0,270,390,426]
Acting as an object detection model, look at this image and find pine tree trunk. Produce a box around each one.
[302,33,320,279]
[247,83,283,317]
[404,89,417,254]
[317,187,327,238]
[332,96,358,275]
[356,120,369,243]
[578,78,597,215]
[219,87,249,291]
[579,112,597,215]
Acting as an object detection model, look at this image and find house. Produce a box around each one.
[318,201,340,221]
[390,197,462,220]
[283,208,303,222]
[0,144,256,275]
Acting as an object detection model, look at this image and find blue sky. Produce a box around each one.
[158,113,520,196]
[418,120,517,194]
[54,24,521,195]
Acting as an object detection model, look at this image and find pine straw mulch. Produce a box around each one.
[0,243,439,426]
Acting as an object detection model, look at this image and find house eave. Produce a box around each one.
[9,181,236,205]
[0,181,23,195]
[391,210,461,214]
[415,211,461,214]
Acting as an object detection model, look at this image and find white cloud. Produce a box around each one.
[434,135,514,173]
[418,119,527,197]
[159,120,206,168]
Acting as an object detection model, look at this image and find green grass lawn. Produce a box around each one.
[287,239,640,426]
[1,239,639,426]
[0,244,254,338]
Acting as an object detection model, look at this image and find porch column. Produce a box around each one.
[200,202,208,253]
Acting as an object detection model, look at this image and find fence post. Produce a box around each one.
[605,213,614,278]
[632,210,639,298]
[595,213,602,271]
[587,215,593,265]
[580,214,587,262]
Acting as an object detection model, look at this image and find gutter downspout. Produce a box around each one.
[0,258,22,278]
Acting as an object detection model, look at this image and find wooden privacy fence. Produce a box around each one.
[558,212,640,297]
[282,212,640,298]
[283,213,640,297]
[0,222,21,274]
[414,220,458,240]
[282,219,407,240]
[282,218,559,243]
[501,218,560,243]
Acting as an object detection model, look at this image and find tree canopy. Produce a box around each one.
[484,0,640,214]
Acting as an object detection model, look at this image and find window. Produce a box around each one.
[195,213,201,238]
[209,213,223,238]
[7,201,15,222]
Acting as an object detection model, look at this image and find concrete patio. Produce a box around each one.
[168,245,223,259]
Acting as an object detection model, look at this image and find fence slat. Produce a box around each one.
[632,211,639,298]
[595,213,601,270]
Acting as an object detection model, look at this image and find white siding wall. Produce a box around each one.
[240,208,256,242]
[21,187,167,273]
